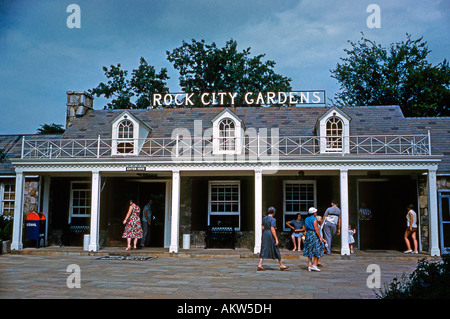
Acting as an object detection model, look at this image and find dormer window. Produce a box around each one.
[212,109,243,155]
[317,107,350,154]
[326,116,343,152]
[117,119,134,154]
[111,111,152,156]
[218,118,236,152]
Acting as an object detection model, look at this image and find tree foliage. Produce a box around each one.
[331,34,450,117]
[89,57,170,109]
[90,39,292,108]
[166,39,292,106]
[37,123,65,134]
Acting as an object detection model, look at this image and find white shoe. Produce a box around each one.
[308,266,321,272]
[404,250,413,253]
[412,251,418,254]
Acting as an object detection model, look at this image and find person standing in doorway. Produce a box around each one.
[359,202,373,249]
[141,199,153,247]
[322,200,341,254]
[258,206,289,271]
[404,204,418,254]
[122,200,143,250]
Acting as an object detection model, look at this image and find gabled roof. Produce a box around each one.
[210,108,243,125]
[111,110,153,131]
[29,105,450,173]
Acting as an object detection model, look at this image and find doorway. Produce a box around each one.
[106,178,169,248]
[357,178,418,251]
[439,191,450,255]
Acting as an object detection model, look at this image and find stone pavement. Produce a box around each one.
[0,247,436,300]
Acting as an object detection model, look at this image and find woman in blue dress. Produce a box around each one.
[257,207,289,271]
[303,207,325,271]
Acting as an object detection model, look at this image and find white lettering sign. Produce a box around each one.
[152,91,325,107]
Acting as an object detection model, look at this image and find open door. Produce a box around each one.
[358,178,417,251]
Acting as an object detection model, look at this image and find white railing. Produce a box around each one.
[20,133,431,160]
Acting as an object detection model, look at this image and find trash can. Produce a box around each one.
[182,234,191,249]
[83,234,90,251]
[25,212,46,248]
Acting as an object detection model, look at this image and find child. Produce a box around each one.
[348,225,356,253]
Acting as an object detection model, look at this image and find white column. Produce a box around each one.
[89,171,101,251]
[42,176,51,246]
[428,168,440,256]
[254,169,262,254]
[340,169,350,255]
[169,170,180,253]
[11,171,25,250]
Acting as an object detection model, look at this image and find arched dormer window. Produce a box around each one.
[117,119,134,154]
[317,107,350,154]
[212,109,243,155]
[111,111,152,156]
[325,116,343,151]
[218,118,236,152]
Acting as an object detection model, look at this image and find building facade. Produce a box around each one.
[3,91,450,256]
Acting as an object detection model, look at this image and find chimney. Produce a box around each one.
[66,91,94,128]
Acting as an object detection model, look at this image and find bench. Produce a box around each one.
[205,226,236,249]
[61,224,90,246]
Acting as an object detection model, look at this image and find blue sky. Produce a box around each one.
[0,0,449,134]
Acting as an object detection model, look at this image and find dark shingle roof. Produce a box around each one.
[4,106,450,173]
[0,134,62,174]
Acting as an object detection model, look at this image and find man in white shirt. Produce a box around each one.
[322,200,341,254]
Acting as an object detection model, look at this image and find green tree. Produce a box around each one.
[166,39,292,106]
[331,34,450,117]
[37,123,65,134]
[89,57,170,109]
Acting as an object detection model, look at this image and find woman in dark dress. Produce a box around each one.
[257,206,289,271]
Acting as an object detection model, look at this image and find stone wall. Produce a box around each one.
[418,175,450,252]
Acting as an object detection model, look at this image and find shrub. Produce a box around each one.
[377,256,450,299]
[0,214,13,241]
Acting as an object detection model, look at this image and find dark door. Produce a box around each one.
[138,182,166,247]
[358,178,417,251]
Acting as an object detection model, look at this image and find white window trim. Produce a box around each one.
[208,180,241,230]
[318,108,350,154]
[111,111,151,156]
[69,181,91,223]
[0,182,15,216]
[112,114,139,155]
[282,180,317,231]
[212,110,243,155]
[325,116,344,152]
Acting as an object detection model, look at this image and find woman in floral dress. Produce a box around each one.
[122,200,143,250]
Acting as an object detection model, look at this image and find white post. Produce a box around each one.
[42,176,51,246]
[428,168,440,256]
[340,169,350,255]
[11,171,25,250]
[254,169,263,254]
[89,171,101,251]
[170,170,180,253]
